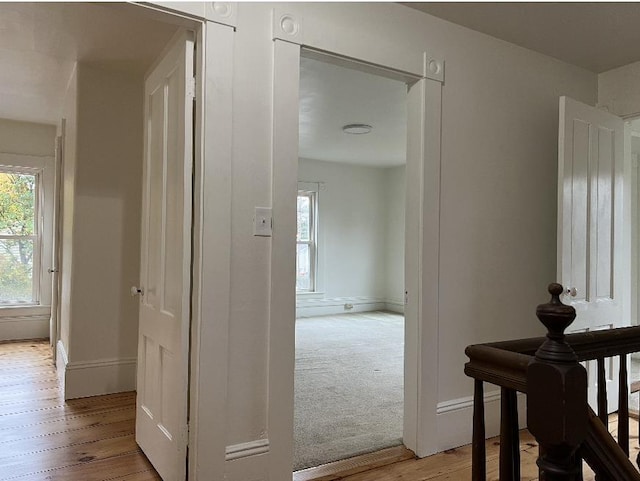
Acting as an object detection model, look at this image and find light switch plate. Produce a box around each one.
[253,207,272,237]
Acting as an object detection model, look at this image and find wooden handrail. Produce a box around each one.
[464,345,531,393]
[482,325,640,361]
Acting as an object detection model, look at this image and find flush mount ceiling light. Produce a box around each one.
[342,123,372,135]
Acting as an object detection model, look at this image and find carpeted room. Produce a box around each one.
[294,56,408,471]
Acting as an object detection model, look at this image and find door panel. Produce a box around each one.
[558,96,626,412]
[136,30,194,481]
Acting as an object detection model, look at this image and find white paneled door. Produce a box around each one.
[135,30,194,481]
[558,96,627,411]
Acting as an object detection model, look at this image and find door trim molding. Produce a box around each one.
[187,19,235,481]
[269,34,443,479]
[226,439,270,461]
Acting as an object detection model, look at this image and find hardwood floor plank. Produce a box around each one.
[0,407,136,443]
[0,392,135,421]
[0,434,140,479]
[0,375,60,390]
[6,452,155,481]
[0,387,62,406]
[0,370,58,386]
[0,419,135,457]
[108,471,162,481]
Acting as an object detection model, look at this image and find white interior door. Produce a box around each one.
[558,96,628,411]
[135,30,194,481]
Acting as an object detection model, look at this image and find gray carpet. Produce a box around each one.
[294,311,404,471]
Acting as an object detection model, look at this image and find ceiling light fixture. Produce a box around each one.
[342,123,372,135]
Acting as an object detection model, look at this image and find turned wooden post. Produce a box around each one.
[472,379,486,481]
[527,283,588,481]
[500,387,520,481]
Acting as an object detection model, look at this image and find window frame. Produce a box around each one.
[0,166,43,306]
[0,153,53,313]
[296,185,318,293]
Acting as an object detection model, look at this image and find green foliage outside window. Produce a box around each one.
[0,172,36,303]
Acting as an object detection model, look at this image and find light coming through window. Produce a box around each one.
[296,191,316,291]
[0,170,39,305]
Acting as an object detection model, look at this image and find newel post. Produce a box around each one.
[527,283,588,481]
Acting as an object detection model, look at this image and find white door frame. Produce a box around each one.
[122,3,236,479]
[269,9,444,477]
[187,18,235,481]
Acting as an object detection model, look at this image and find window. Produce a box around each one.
[0,168,40,305]
[296,190,317,292]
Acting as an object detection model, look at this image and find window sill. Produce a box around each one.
[296,291,325,299]
[0,304,50,318]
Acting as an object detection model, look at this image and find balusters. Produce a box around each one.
[597,357,608,426]
[595,357,609,481]
[618,354,629,456]
[472,379,486,481]
[595,353,631,459]
[499,387,520,481]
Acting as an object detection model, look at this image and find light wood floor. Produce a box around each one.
[2,340,638,481]
[0,340,160,481]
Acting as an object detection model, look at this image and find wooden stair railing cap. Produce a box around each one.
[534,283,578,363]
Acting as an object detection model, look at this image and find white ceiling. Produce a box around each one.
[406,2,640,74]
[0,3,178,125]
[299,56,407,168]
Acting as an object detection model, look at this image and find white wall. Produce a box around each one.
[385,165,405,312]
[296,159,405,316]
[0,119,56,157]
[57,63,142,399]
[210,3,598,475]
[599,60,640,117]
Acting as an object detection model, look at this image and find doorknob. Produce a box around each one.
[130,286,144,297]
[566,287,577,297]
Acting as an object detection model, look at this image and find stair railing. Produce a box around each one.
[465,283,640,481]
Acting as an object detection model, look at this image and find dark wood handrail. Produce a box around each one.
[481,325,640,361]
[464,345,531,392]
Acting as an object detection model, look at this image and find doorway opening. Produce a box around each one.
[293,55,408,470]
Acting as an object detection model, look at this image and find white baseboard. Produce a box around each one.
[384,300,405,314]
[56,343,136,400]
[224,440,270,481]
[435,390,527,452]
[56,339,68,387]
[296,296,388,318]
[0,313,49,341]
